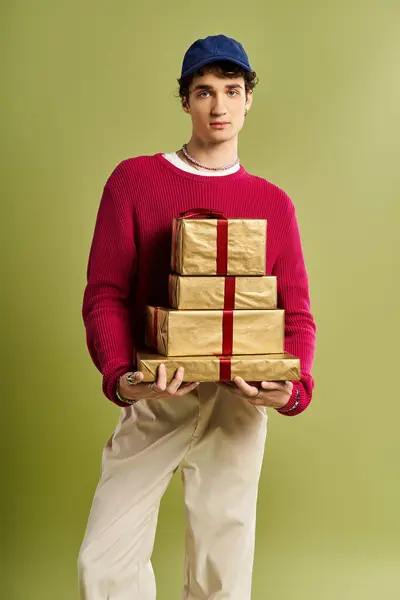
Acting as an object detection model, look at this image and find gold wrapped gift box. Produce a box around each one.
[171,217,267,275]
[137,351,300,382]
[145,306,284,356]
[169,274,277,310]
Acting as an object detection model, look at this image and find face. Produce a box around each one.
[183,70,252,144]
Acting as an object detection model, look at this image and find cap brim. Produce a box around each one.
[181,55,252,78]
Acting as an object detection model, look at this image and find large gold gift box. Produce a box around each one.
[145,306,284,356]
[137,351,300,382]
[171,216,267,275]
[169,274,277,310]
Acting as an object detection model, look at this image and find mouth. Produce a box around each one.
[210,122,230,128]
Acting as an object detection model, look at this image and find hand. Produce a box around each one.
[118,363,200,403]
[224,377,294,410]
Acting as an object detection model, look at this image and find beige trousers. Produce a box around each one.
[78,382,267,600]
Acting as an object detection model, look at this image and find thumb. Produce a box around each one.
[133,371,144,383]
[124,371,144,384]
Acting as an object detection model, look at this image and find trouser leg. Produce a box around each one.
[78,391,200,600]
[180,383,268,600]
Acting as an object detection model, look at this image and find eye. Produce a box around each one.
[199,91,210,98]
[228,90,239,97]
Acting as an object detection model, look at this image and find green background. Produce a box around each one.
[3,1,400,599]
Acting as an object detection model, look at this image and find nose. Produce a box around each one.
[210,92,227,116]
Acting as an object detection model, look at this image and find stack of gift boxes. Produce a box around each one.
[136,210,300,383]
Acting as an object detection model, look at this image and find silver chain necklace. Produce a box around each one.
[181,143,240,171]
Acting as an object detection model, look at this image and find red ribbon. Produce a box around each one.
[218,356,232,380]
[222,309,233,355]
[178,208,226,219]
[173,208,228,274]
[224,276,236,309]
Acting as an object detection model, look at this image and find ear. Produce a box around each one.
[182,98,190,114]
[245,89,253,112]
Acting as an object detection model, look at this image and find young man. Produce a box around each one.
[79,34,316,600]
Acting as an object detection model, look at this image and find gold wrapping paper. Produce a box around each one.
[171,217,267,275]
[137,351,300,382]
[145,306,284,356]
[169,274,277,310]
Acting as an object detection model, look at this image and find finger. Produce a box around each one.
[233,376,259,397]
[123,371,144,385]
[166,366,185,394]
[132,371,144,383]
[175,381,200,396]
[260,380,287,391]
[153,363,167,392]
[282,380,294,395]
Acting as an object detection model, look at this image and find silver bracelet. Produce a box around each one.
[115,376,139,405]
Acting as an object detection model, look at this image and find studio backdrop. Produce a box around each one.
[3,1,399,599]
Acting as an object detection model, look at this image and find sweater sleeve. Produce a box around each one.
[82,164,137,406]
[272,203,316,416]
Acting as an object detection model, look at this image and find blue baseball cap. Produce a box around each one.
[181,34,253,78]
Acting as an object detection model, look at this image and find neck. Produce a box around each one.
[183,135,239,170]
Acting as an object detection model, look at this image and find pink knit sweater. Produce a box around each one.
[82,153,316,416]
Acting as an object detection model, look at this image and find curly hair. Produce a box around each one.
[177,60,259,106]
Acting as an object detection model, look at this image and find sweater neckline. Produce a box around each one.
[154,152,247,182]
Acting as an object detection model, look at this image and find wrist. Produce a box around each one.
[116,373,139,405]
[277,387,300,414]
[107,366,137,407]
